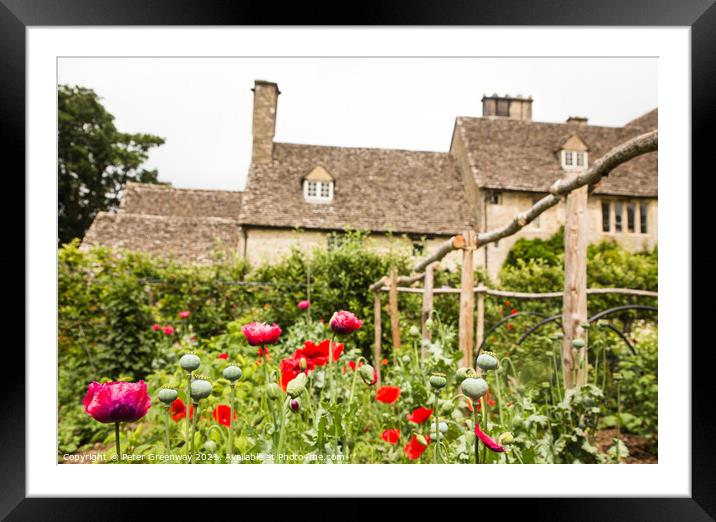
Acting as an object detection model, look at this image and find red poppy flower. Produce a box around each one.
[329,310,363,335]
[217,353,229,360]
[170,398,194,422]
[476,390,497,411]
[475,423,505,453]
[381,358,389,366]
[381,428,401,445]
[279,354,308,390]
[212,404,237,427]
[179,310,190,319]
[301,339,344,366]
[83,381,151,424]
[507,323,514,331]
[162,325,175,336]
[466,397,475,412]
[242,322,282,346]
[510,308,518,315]
[406,406,433,424]
[375,386,401,404]
[404,434,430,460]
[297,300,310,310]
[152,323,160,332]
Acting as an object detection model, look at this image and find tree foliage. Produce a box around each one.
[58,84,166,244]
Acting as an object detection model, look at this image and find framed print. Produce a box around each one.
[5,0,713,519]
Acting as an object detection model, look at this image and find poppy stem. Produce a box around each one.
[328,333,336,406]
[189,402,199,463]
[115,422,122,463]
[228,383,235,462]
[164,407,172,456]
[473,410,480,464]
[434,391,440,464]
[185,371,192,459]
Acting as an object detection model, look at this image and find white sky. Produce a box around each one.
[58,57,656,191]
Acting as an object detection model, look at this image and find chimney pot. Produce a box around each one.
[566,116,588,126]
[481,93,533,121]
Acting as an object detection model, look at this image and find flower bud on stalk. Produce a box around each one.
[408,325,421,337]
[290,399,300,413]
[179,353,201,372]
[203,440,218,453]
[266,382,281,400]
[460,377,489,401]
[158,388,178,406]
[498,432,514,444]
[299,357,308,371]
[455,367,477,384]
[401,355,411,364]
[287,373,308,398]
[476,352,499,371]
[415,434,428,446]
[359,364,377,385]
[222,365,242,383]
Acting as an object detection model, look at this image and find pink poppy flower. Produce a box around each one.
[242,322,282,346]
[162,325,174,336]
[329,311,363,335]
[83,381,151,424]
[179,310,190,319]
[152,323,160,332]
[297,300,310,310]
[474,423,505,453]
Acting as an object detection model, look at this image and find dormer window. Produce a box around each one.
[302,166,334,203]
[559,134,589,172]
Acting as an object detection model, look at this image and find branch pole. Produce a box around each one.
[458,230,476,368]
[373,290,382,386]
[421,263,435,353]
[388,268,401,355]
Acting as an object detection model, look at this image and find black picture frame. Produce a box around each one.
[4,0,711,519]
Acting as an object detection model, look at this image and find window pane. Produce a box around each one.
[627,203,635,232]
[576,152,584,166]
[601,201,610,232]
[307,181,317,197]
[615,202,623,232]
[565,152,573,166]
[640,202,648,233]
[320,182,330,198]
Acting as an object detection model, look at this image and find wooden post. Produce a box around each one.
[373,290,383,386]
[388,268,401,355]
[459,230,476,368]
[474,283,486,364]
[562,183,589,389]
[421,263,435,353]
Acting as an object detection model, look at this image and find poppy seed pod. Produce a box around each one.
[429,374,447,389]
[476,352,499,371]
[460,377,489,401]
[286,373,307,398]
[499,432,514,444]
[359,364,377,385]
[455,367,477,384]
[158,388,178,405]
[190,379,213,401]
[179,353,201,372]
[290,399,300,412]
[222,365,242,382]
[266,382,281,399]
[572,338,586,349]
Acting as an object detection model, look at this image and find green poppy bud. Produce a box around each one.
[222,365,242,382]
[424,318,434,330]
[415,434,428,446]
[512,416,524,429]
[409,325,421,337]
[455,367,477,384]
[190,379,213,401]
[460,377,488,401]
[298,357,308,371]
[552,332,564,340]
[476,352,499,371]
[498,432,514,444]
[179,353,201,372]
[429,374,447,390]
[158,388,178,405]
[401,355,411,364]
[266,382,281,399]
[572,338,586,349]
[359,364,376,385]
[580,321,591,330]
[203,440,217,453]
[286,373,307,398]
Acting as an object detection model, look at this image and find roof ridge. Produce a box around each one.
[273,141,452,157]
[125,181,243,194]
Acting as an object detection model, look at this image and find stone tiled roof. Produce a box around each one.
[238,143,474,235]
[82,212,240,263]
[457,108,657,197]
[121,182,243,218]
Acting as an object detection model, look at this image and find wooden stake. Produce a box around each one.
[421,263,435,357]
[459,230,476,368]
[388,268,401,355]
[562,183,589,388]
[475,283,486,362]
[373,290,382,386]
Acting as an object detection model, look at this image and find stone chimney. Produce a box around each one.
[251,80,280,164]
[481,93,533,121]
[566,116,588,126]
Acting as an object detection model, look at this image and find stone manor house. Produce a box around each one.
[83,80,658,280]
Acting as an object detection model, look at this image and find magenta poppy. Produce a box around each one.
[170,398,194,422]
[406,406,433,424]
[162,325,175,336]
[329,311,363,335]
[375,386,401,404]
[212,404,237,427]
[297,300,310,310]
[474,423,505,453]
[404,434,430,460]
[179,310,190,319]
[152,323,160,332]
[83,381,151,424]
[381,428,401,445]
[242,322,282,346]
